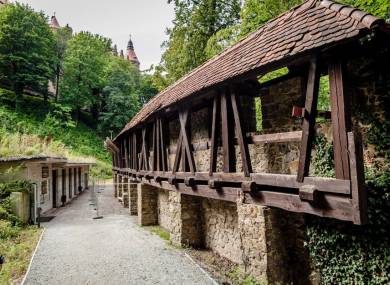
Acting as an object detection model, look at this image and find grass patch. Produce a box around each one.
[144,226,170,241]
[0,226,43,285]
[227,267,267,285]
[0,89,112,179]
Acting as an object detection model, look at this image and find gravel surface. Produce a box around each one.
[24,184,216,285]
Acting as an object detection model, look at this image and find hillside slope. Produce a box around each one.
[0,89,111,178]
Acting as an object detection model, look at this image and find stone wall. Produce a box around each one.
[202,199,242,263]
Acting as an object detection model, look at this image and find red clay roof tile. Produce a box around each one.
[115,0,385,140]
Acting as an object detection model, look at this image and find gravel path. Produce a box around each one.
[24,184,215,285]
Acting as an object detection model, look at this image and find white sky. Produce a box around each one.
[15,0,175,70]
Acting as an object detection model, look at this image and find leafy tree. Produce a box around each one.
[98,56,141,136]
[240,0,303,36]
[139,73,159,105]
[0,3,56,110]
[155,0,241,89]
[341,0,390,21]
[60,32,111,123]
[53,25,73,101]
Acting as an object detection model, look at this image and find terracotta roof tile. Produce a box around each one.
[115,0,384,140]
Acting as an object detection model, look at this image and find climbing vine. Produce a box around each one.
[306,57,390,284]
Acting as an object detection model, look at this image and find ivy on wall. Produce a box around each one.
[306,52,390,284]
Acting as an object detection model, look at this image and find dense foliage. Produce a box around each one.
[0,3,56,109]
[0,3,158,139]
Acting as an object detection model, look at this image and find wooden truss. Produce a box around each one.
[109,57,368,225]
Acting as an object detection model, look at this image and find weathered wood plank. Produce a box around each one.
[210,95,220,175]
[249,131,302,144]
[297,56,320,182]
[172,131,183,174]
[231,90,252,176]
[348,132,367,225]
[220,90,235,172]
[329,61,350,180]
[179,110,196,173]
[245,191,353,222]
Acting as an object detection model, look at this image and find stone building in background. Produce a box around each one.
[113,35,141,69]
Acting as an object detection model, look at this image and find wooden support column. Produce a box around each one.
[231,89,252,176]
[140,128,149,171]
[172,109,196,174]
[209,95,220,175]
[329,61,350,180]
[348,132,367,225]
[152,121,157,171]
[133,132,138,171]
[158,118,168,171]
[297,57,320,182]
[179,109,196,173]
[124,137,129,168]
[221,89,235,173]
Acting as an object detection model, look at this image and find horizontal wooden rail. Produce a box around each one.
[113,170,350,196]
[248,131,302,144]
[138,177,354,223]
[167,131,302,154]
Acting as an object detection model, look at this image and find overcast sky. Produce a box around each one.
[16,0,175,70]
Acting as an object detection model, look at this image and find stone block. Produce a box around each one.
[10,192,30,224]
[129,183,138,215]
[137,183,158,226]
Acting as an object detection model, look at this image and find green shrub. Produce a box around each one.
[0,220,21,240]
[307,134,390,284]
[0,180,32,199]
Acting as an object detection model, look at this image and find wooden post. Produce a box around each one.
[179,109,196,174]
[209,95,220,175]
[220,89,235,172]
[348,132,367,225]
[231,89,252,176]
[329,61,350,180]
[297,57,320,182]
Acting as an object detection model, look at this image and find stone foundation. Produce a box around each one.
[137,183,158,226]
[129,183,138,215]
[118,175,123,198]
[114,174,118,198]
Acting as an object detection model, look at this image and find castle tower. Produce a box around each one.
[127,35,140,68]
[50,14,60,30]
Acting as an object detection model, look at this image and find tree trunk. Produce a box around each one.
[55,65,60,101]
[14,84,24,112]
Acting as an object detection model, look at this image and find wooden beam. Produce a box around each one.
[348,132,367,225]
[172,132,183,174]
[179,109,196,174]
[329,61,350,180]
[209,95,220,175]
[140,177,355,222]
[141,128,149,171]
[245,191,353,222]
[249,131,302,144]
[297,56,320,182]
[220,90,235,172]
[231,89,252,176]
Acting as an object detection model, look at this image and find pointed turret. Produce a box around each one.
[127,35,140,68]
[50,13,60,30]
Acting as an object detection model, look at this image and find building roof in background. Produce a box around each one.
[115,0,386,140]
[50,14,60,30]
[0,155,66,163]
[0,155,96,166]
